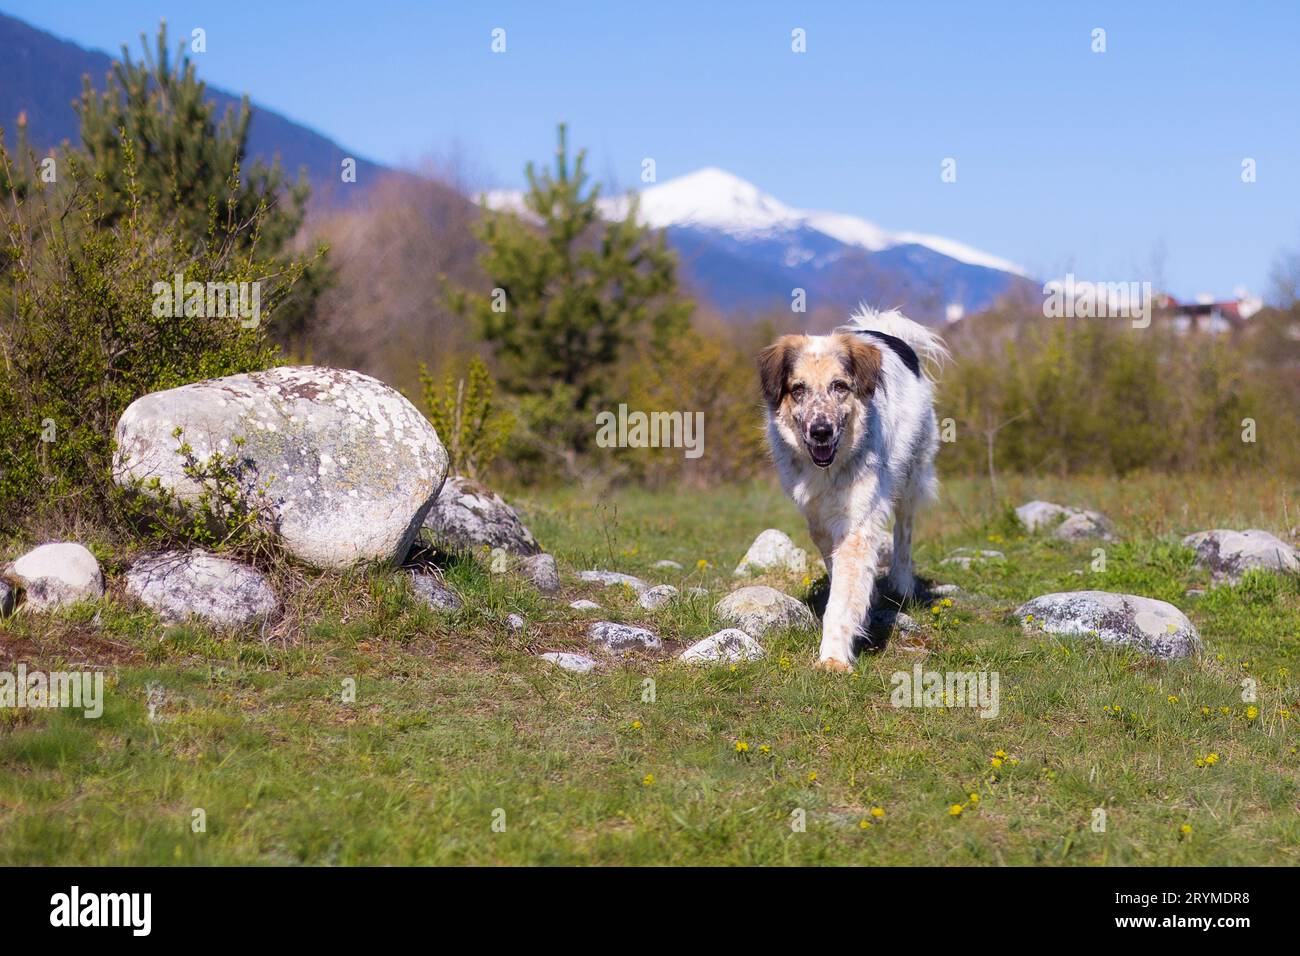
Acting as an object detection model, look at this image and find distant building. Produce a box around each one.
[1154,291,1263,333]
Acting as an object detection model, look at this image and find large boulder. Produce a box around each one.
[713,586,816,637]
[5,542,104,610]
[423,476,540,555]
[126,550,278,627]
[1182,529,1299,583]
[113,366,448,569]
[1016,590,1201,659]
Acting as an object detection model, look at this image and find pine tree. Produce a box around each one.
[74,20,307,254]
[449,124,690,462]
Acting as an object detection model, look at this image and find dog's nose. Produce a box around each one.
[809,421,833,443]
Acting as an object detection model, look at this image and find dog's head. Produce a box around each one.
[757,333,882,469]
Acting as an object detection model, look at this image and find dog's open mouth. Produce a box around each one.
[806,438,838,468]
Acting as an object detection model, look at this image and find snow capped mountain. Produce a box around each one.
[483,167,1032,321]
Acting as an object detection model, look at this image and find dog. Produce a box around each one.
[757,307,949,672]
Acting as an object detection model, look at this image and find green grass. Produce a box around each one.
[1,473,1298,865]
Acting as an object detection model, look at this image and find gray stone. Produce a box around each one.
[569,599,601,611]
[1016,500,1114,540]
[506,613,526,633]
[5,542,104,610]
[587,621,662,653]
[713,585,816,637]
[1054,510,1116,541]
[653,560,684,570]
[409,574,463,611]
[424,476,540,556]
[929,584,961,596]
[0,580,13,616]
[1181,529,1299,583]
[939,548,1005,568]
[735,529,809,576]
[539,652,599,674]
[519,552,560,594]
[1016,590,1201,659]
[578,570,650,593]
[638,584,678,610]
[679,628,765,664]
[126,550,278,627]
[113,366,447,569]
[1015,500,1075,532]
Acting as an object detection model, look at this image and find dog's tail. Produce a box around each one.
[838,306,950,379]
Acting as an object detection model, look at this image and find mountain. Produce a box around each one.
[488,167,1034,323]
[0,11,385,204]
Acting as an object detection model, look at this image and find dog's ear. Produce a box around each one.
[757,336,802,409]
[838,334,883,400]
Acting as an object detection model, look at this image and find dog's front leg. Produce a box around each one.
[816,525,880,672]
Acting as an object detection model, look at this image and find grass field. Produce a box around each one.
[1,473,1298,865]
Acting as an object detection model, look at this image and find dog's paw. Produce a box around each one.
[815,657,854,674]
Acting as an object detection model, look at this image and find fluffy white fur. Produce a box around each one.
[764,307,948,670]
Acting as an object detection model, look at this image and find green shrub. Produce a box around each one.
[0,134,308,532]
[418,355,513,479]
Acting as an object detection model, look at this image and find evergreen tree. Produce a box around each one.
[449,124,690,463]
[75,21,308,253]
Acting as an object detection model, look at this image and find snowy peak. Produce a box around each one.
[488,167,1026,277]
[620,166,804,236]
[480,167,1032,321]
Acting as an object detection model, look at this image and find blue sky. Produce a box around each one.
[6,0,1299,298]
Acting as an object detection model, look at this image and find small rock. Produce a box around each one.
[653,560,684,570]
[1181,529,1299,584]
[569,599,601,611]
[1015,500,1074,532]
[126,550,278,627]
[929,584,961,596]
[409,574,463,611]
[939,548,1005,568]
[0,581,12,616]
[506,613,526,633]
[686,586,710,598]
[638,584,678,610]
[5,542,104,610]
[587,621,662,653]
[713,585,816,637]
[578,570,650,593]
[519,552,560,594]
[539,652,598,674]
[735,529,809,576]
[679,628,765,664]
[1016,500,1114,540]
[1054,510,1116,541]
[424,475,541,556]
[1016,590,1201,659]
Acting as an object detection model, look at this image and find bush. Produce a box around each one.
[418,355,513,479]
[0,134,308,533]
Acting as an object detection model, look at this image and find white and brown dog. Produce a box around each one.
[758,307,949,672]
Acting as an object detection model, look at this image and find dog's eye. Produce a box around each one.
[789,383,806,401]
[831,380,850,395]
